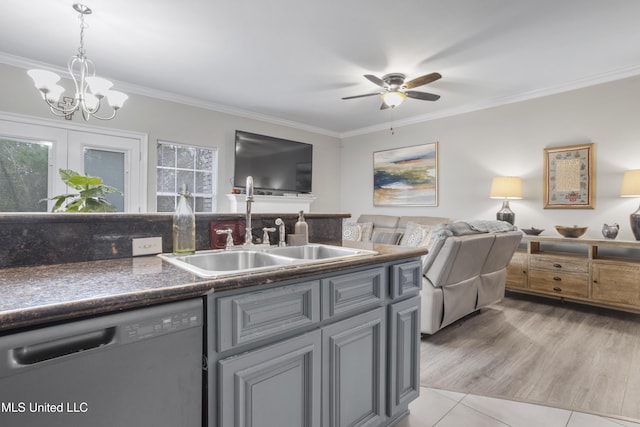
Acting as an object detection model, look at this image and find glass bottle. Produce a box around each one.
[173,184,196,254]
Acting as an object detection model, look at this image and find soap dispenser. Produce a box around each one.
[173,184,196,254]
[295,210,309,244]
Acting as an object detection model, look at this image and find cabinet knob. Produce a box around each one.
[553,276,562,281]
[553,263,562,268]
[553,287,562,292]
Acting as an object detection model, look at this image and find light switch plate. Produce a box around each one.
[132,236,163,256]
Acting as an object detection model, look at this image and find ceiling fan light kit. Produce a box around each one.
[343,71,442,109]
[26,3,127,121]
[381,91,406,108]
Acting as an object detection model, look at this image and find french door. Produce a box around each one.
[0,114,146,212]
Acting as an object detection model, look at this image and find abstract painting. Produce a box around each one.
[373,142,438,206]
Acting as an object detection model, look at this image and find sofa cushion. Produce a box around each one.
[481,231,523,274]
[425,233,495,288]
[371,230,403,244]
[399,221,434,247]
[397,216,450,229]
[357,214,400,229]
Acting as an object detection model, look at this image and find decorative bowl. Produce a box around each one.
[521,227,544,236]
[555,225,588,238]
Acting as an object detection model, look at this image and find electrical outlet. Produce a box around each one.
[132,237,163,256]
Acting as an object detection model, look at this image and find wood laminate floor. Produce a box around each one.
[420,293,640,421]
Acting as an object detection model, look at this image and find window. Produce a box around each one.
[0,139,50,212]
[156,141,218,212]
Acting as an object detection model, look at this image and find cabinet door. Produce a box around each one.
[592,263,640,307]
[388,296,421,417]
[218,330,321,427]
[322,307,386,427]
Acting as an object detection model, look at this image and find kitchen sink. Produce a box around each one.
[158,244,377,278]
[266,244,373,260]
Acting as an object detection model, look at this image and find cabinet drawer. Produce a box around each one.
[529,269,588,297]
[529,256,588,273]
[322,267,385,320]
[216,280,320,352]
[390,260,422,299]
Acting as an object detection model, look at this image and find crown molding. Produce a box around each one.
[339,64,640,138]
[4,52,640,140]
[0,52,340,139]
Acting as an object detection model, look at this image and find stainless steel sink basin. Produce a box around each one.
[158,244,377,278]
[159,250,298,277]
[266,244,374,260]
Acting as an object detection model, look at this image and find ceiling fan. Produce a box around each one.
[342,72,442,109]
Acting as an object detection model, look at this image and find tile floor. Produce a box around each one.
[397,387,640,427]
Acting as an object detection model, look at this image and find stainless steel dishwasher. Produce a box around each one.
[0,298,203,427]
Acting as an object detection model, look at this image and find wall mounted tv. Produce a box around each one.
[234,130,313,194]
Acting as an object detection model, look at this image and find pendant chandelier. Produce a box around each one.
[27,4,127,121]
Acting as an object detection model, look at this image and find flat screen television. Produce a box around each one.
[234,130,313,194]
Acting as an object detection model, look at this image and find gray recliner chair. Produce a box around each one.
[420,223,522,334]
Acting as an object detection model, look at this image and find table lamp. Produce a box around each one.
[620,169,640,240]
[490,176,522,225]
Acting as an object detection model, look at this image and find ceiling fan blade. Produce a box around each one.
[380,102,389,110]
[342,92,381,100]
[364,74,386,87]
[403,72,442,89]
[405,90,440,101]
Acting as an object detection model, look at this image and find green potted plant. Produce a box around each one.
[46,169,120,212]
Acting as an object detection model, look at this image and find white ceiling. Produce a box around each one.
[2,0,640,137]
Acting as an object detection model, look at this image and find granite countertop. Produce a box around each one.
[0,244,426,333]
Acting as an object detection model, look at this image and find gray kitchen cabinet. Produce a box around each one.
[218,329,322,427]
[322,307,386,427]
[387,296,421,418]
[208,258,423,427]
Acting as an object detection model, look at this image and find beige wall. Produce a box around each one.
[340,75,640,240]
[0,63,342,213]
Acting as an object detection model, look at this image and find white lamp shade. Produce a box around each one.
[490,176,523,199]
[86,76,114,98]
[105,91,128,109]
[45,84,65,102]
[27,69,61,91]
[382,91,406,108]
[621,170,640,197]
[84,93,100,110]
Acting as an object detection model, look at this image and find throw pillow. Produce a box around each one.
[399,221,434,247]
[371,230,403,245]
[358,222,374,242]
[342,222,362,241]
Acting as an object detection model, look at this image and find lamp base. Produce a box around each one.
[496,200,515,225]
[631,205,640,240]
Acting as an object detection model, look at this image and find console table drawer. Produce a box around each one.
[529,256,588,274]
[529,269,588,297]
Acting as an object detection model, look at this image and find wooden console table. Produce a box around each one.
[507,235,640,312]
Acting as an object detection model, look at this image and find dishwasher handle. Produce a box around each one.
[12,327,116,366]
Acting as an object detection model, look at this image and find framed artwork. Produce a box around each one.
[373,142,438,206]
[543,143,595,209]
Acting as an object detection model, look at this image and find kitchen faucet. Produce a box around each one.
[275,218,286,247]
[244,176,254,245]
